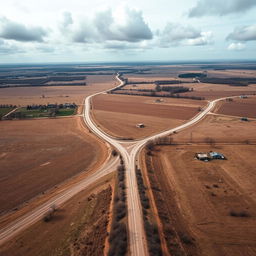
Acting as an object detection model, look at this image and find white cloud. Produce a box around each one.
[158,23,212,47]
[71,7,153,44]
[0,39,24,54]
[186,31,213,46]
[227,24,256,41]
[189,0,256,17]
[0,16,47,42]
[227,42,245,50]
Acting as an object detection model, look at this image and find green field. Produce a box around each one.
[56,108,77,116]
[10,107,77,119]
[0,107,15,117]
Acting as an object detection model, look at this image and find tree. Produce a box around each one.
[155,84,161,92]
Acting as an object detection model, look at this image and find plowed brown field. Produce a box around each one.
[216,97,256,118]
[0,75,115,105]
[92,94,205,139]
[0,117,107,214]
[149,144,256,256]
[173,114,256,144]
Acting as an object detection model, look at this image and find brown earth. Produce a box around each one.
[93,94,201,120]
[207,69,256,78]
[173,114,256,144]
[182,89,256,100]
[0,75,116,105]
[0,116,107,214]
[216,97,256,118]
[0,176,114,256]
[125,71,256,100]
[147,144,256,256]
[93,110,183,139]
[92,94,204,139]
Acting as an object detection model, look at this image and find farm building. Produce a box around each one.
[209,152,225,159]
[195,151,226,161]
[136,123,145,128]
[195,153,210,161]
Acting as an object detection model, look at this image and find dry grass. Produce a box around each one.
[174,114,256,144]
[0,179,113,256]
[216,97,256,118]
[149,144,256,256]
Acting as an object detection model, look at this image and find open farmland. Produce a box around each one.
[122,67,256,100]
[0,75,116,105]
[145,144,256,256]
[173,114,256,144]
[216,97,256,118]
[181,84,256,100]
[0,177,113,256]
[0,117,107,214]
[206,69,256,79]
[92,94,205,139]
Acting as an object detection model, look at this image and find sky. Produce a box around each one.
[0,0,255,63]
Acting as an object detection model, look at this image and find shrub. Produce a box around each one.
[112,149,118,156]
[43,209,54,222]
[229,210,250,217]
[146,141,155,151]
[180,233,193,245]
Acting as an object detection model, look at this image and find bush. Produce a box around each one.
[146,141,155,151]
[229,210,250,217]
[108,223,128,256]
[179,233,193,245]
[43,209,54,222]
[112,149,118,156]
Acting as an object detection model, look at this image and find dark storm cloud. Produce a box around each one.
[189,0,256,17]
[0,17,47,42]
[72,7,153,43]
[227,25,256,41]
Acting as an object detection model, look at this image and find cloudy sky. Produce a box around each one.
[0,0,255,63]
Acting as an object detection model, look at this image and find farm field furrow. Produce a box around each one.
[147,144,256,256]
[0,117,107,214]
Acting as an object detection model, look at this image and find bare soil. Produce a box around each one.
[173,114,256,144]
[92,94,204,139]
[125,71,256,100]
[93,94,200,120]
[216,97,256,118]
[0,75,116,105]
[0,177,113,256]
[148,144,256,256]
[0,117,107,214]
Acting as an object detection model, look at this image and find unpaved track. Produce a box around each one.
[84,75,243,256]
[0,156,118,245]
[0,73,243,255]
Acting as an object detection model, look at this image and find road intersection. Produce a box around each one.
[0,74,239,255]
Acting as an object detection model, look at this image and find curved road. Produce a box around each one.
[0,73,240,255]
[83,75,240,256]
